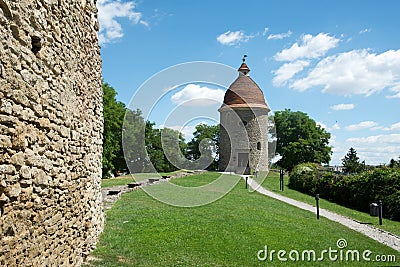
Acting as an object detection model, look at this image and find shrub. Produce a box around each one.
[288,163,400,221]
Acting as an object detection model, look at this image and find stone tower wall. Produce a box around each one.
[219,108,269,173]
[246,109,269,171]
[0,1,104,266]
[219,116,231,171]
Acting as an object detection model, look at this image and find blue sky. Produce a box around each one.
[97,0,400,166]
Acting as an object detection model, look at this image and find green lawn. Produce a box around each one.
[101,170,185,188]
[261,171,400,237]
[89,172,399,266]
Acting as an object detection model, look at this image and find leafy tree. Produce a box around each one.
[103,82,190,175]
[144,122,187,173]
[186,124,219,170]
[274,109,332,171]
[122,108,147,173]
[388,156,400,168]
[102,82,127,178]
[144,122,168,172]
[342,147,363,173]
[161,127,188,171]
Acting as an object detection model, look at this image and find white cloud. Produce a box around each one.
[383,122,400,131]
[387,92,400,99]
[387,84,400,98]
[317,122,340,131]
[262,27,269,36]
[331,123,340,130]
[97,0,146,45]
[272,60,310,87]
[139,20,149,28]
[274,33,339,61]
[216,30,253,46]
[267,30,292,40]
[347,134,400,156]
[291,49,400,95]
[371,126,384,131]
[345,121,379,131]
[331,134,400,165]
[359,28,371,34]
[330,104,355,111]
[171,84,225,106]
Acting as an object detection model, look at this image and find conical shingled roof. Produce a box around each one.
[220,62,270,110]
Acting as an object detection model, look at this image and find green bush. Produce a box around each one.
[289,164,400,221]
[289,163,318,194]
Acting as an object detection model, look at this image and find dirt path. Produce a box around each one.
[245,176,400,252]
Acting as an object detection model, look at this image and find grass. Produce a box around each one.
[101,170,185,188]
[261,171,400,237]
[169,172,221,187]
[89,172,399,266]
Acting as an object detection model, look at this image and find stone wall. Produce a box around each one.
[0,1,104,266]
[219,108,269,173]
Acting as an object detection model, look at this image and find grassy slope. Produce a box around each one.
[101,171,185,188]
[90,172,399,266]
[261,171,400,237]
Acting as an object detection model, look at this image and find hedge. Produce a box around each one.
[288,163,400,221]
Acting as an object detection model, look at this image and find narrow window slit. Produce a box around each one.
[31,36,41,54]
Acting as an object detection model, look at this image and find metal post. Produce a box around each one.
[378,199,383,225]
[279,170,281,190]
[315,194,320,220]
[245,176,248,189]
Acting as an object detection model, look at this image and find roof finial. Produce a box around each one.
[238,55,250,75]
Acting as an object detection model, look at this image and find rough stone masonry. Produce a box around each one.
[0,1,104,266]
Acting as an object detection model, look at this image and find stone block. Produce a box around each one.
[0,164,15,174]
[9,152,25,166]
[19,165,31,179]
[5,183,21,197]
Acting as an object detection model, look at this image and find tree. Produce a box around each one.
[186,124,219,170]
[102,81,190,175]
[123,113,186,173]
[342,147,363,173]
[161,127,188,171]
[144,122,186,173]
[122,108,147,173]
[388,156,400,168]
[274,109,332,171]
[102,82,127,178]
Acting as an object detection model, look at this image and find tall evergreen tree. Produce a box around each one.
[342,147,363,173]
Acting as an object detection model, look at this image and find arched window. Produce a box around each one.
[257,142,261,150]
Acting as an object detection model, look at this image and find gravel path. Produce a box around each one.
[245,176,400,252]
